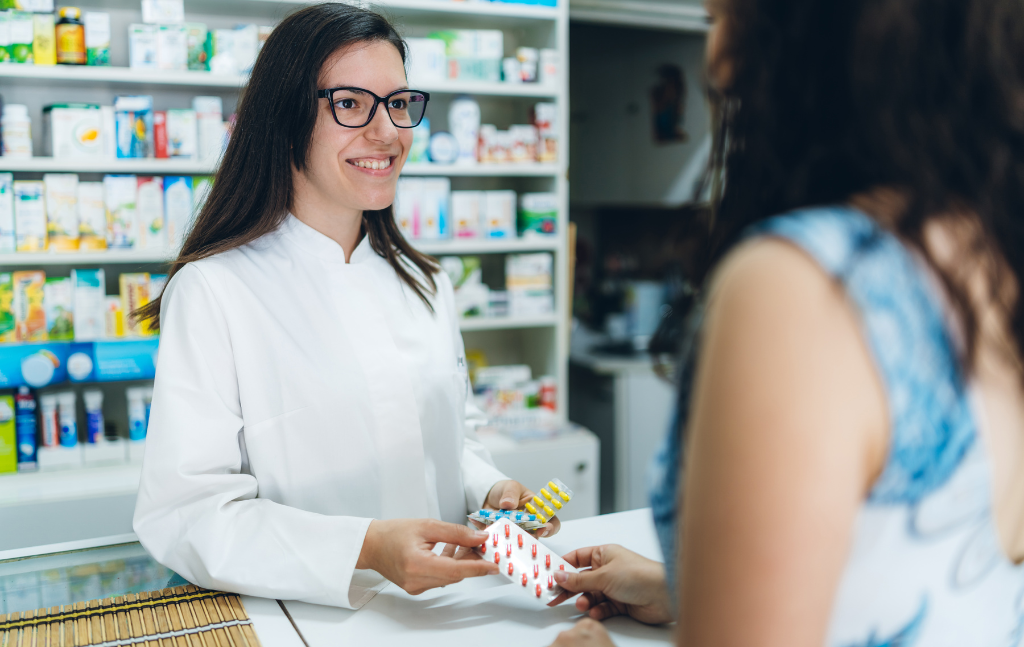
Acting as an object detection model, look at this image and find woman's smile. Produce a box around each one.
[346,154,396,175]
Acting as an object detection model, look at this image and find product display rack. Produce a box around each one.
[0,0,571,541]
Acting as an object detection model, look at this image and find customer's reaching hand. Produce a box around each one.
[548,544,673,625]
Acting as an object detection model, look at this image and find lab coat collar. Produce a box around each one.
[280,213,375,265]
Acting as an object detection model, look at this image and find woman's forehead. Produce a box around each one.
[320,40,407,92]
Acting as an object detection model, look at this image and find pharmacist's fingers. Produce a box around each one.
[440,542,457,559]
[576,591,607,612]
[585,599,626,622]
[498,480,525,511]
[453,545,481,560]
[423,520,490,548]
[537,516,561,538]
[434,555,500,582]
[469,519,486,530]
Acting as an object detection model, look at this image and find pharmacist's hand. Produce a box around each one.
[356,519,498,595]
[547,618,616,647]
[483,480,562,538]
[548,545,673,626]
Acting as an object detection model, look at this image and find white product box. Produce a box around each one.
[506,252,554,316]
[128,24,159,69]
[164,176,193,251]
[141,0,184,24]
[475,30,504,59]
[394,179,418,239]
[43,173,79,251]
[540,48,558,85]
[157,24,187,70]
[137,176,166,250]
[405,38,446,83]
[101,106,116,159]
[84,12,110,56]
[451,191,483,239]
[419,178,450,240]
[233,24,258,75]
[166,109,197,159]
[193,96,224,163]
[71,269,106,341]
[13,181,47,252]
[43,104,103,160]
[483,190,516,238]
[77,182,107,250]
[104,175,138,249]
[0,174,14,253]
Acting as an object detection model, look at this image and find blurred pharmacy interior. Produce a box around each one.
[0,0,708,554]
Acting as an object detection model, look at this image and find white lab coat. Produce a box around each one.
[133,214,508,609]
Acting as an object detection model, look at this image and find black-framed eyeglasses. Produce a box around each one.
[316,86,430,128]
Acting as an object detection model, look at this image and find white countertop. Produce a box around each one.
[278,508,673,647]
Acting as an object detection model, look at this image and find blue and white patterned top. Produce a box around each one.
[649,206,1024,645]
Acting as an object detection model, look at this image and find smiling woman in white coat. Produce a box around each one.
[131,3,555,609]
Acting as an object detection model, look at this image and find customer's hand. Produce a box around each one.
[549,544,673,625]
[548,618,617,647]
[356,519,498,595]
[482,479,562,538]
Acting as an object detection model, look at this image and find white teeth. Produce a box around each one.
[353,158,391,170]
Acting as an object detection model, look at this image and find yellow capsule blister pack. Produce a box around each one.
[523,478,573,525]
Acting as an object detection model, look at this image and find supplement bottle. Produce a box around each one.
[1,104,33,158]
[56,7,87,65]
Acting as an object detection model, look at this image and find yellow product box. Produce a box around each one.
[0,395,15,474]
[105,295,124,338]
[13,270,48,342]
[119,273,150,337]
[33,13,56,66]
[77,182,107,250]
[0,273,15,343]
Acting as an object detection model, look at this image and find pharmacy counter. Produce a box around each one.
[282,509,672,647]
[1,509,672,647]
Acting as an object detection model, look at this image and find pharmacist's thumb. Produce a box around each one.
[553,568,603,594]
[425,520,490,548]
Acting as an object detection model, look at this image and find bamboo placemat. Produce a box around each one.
[0,584,262,647]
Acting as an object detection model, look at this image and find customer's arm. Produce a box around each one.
[677,239,888,646]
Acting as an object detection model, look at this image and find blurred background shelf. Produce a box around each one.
[0,463,141,509]
[0,158,559,176]
[460,314,558,330]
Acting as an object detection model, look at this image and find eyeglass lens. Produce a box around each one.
[331,90,428,127]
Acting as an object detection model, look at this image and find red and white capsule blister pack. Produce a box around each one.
[477,518,578,605]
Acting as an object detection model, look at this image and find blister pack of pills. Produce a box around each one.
[468,478,574,530]
[476,518,579,605]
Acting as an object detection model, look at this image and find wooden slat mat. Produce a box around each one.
[0,584,262,647]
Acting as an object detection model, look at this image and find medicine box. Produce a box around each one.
[128,24,158,70]
[0,174,14,253]
[506,253,554,316]
[44,277,74,341]
[518,192,557,237]
[13,181,47,252]
[157,24,187,71]
[43,173,79,251]
[104,175,138,249]
[72,269,105,341]
[13,270,48,342]
[136,176,166,250]
[77,182,107,250]
[483,190,516,238]
[405,38,446,83]
[0,274,14,343]
[166,109,198,159]
[32,13,55,66]
[44,104,104,160]
[164,176,193,251]
[84,12,110,66]
[7,11,34,64]
[451,191,483,239]
[114,95,154,159]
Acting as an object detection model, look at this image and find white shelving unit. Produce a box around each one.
[0,0,570,542]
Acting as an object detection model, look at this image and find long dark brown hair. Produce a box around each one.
[696,0,1024,373]
[136,3,439,329]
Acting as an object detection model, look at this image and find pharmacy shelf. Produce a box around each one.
[0,463,141,508]
[0,158,214,175]
[0,63,556,97]
[0,158,559,177]
[404,163,560,176]
[459,314,558,331]
[0,251,171,265]
[416,237,558,255]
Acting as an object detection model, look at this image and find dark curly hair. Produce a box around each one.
[698,0,1024,372]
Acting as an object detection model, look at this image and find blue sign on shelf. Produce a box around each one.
[0,338,159,388]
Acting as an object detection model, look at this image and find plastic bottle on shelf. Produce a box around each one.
[83,389,104,444]
[127,387,147,441]
[40,393,59,448]
[14,387,38,471]
[58,391,78,448]
[1,105,33,159]
[56,7,87,66]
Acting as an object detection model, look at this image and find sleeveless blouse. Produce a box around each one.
[649,206,1024,645]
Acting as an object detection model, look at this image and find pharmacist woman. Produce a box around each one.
[131,4,557,609]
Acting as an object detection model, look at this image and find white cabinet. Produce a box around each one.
[478,428,599,520]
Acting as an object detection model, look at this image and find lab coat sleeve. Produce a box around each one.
[438,272,510,511]
[133,263,382,610]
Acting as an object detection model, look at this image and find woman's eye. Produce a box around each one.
[390,99,407,110]
[337,99,357,110]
